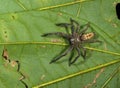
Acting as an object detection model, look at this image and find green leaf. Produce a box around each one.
[0,0,120,88]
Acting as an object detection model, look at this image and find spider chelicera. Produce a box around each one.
[42,18,101,66]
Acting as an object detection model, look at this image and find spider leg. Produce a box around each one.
[70,18,80,33]
[70,18,79,26]
[70,24,75,34]
[70,18,78,34]
[76,24,80,33]
[50,46,73,64]
[56,23,70,29]
[56,23,71,34]
[69,47,80,66]
[68,48,75,66]
[80,22,90,35]
[41,32,69,39]
[81,47,86,60]
[83,39,102,44]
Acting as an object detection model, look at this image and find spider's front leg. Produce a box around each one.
[80,22,90,36]
[41,32,69,39]
[56,23,71,34]
[70,18,80,33]
[50,46,73,64]
[56,23,71,29]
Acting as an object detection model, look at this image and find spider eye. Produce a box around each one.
[116,3,120,20]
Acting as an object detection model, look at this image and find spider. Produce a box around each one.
[42,18,101,66]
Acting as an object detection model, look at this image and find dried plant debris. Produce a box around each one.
[2,48,28,88]
[2,48,10,62]
[19,72,28,88]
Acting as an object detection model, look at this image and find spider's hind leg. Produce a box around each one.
[69,47,80,66]
[50,46,73,64]
[81,47,86,60]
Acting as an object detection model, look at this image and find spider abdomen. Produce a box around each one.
[81,32,94,41]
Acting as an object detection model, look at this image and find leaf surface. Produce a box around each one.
[0,0,120,88]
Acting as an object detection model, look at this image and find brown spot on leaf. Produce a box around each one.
[10,60,18,67]
[51,39,62,43]
[84,68,104,88]
[2,48,9,60]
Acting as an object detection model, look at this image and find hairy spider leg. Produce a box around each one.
[80,47,86,59]
[56,23,71,29]
[70,18,77,34]
[50,46,73,64]
[70,18,80,33]
[69,47,80,66]
[80,23,90,36]
[76,23,80,33]
[70,24,75,34]
[56,23,71,34]
[68,48,75,66]
[82,39,102,44]
[70,18,79,25]
[41,32,69,39]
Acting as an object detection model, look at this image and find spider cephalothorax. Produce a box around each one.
[42,18,101,66]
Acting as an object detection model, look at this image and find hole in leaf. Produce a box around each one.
[116,3,120,19]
